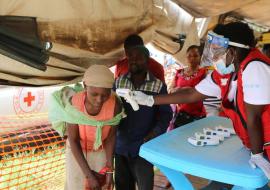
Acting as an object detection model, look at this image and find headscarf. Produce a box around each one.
[82,65,114,88]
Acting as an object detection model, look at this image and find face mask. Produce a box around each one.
[213,55,235,75]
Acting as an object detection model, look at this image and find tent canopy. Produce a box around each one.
[172,0,270,27]
[0,0,269,86]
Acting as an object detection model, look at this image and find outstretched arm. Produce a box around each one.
[134,87,208,107]
[134,73,220,107]
[154,87,208,105]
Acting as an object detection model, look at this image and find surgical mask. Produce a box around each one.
[213,54,235,75]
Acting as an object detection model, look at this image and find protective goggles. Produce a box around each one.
[201,31,250,67]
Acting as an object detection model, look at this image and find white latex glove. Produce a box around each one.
[133,91,154,107]
[249,152,270,179]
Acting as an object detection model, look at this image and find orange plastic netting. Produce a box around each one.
[0,113,66,190]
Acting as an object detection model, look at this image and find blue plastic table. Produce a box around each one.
[139,116,269,190]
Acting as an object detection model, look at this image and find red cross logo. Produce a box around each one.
[24,92,35,107]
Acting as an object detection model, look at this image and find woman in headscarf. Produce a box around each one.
[64,65,122,190]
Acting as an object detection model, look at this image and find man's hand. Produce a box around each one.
[249,152,270,179]
[133,91,154,107]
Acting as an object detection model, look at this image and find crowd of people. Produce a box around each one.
[51,21,270,190]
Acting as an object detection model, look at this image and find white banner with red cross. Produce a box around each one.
[0,85,64,133]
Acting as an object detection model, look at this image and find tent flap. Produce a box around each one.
[0,16,51,71]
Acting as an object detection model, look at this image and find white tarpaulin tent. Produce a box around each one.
[0,0,269,86]
[172,0,270,27]
[1,2,270,188]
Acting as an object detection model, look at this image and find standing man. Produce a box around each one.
[114,45,172,190]
[114,34,165,82]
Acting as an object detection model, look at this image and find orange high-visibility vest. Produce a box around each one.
[71,91,116,151]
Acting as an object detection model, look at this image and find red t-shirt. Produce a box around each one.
[114,57,165,82]
[174,68,206,117]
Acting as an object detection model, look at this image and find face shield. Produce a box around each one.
[201,31,230,67]
[201,31,250,75]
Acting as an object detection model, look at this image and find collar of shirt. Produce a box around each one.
[126,72,155,82]
[115,71,163,93]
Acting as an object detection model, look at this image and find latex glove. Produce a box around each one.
[249,152,270,179]
[133,91,154,107]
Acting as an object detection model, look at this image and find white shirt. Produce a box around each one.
[242,61,270,105]
[195,61,270,105]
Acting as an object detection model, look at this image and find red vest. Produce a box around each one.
[212,49,270,150]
